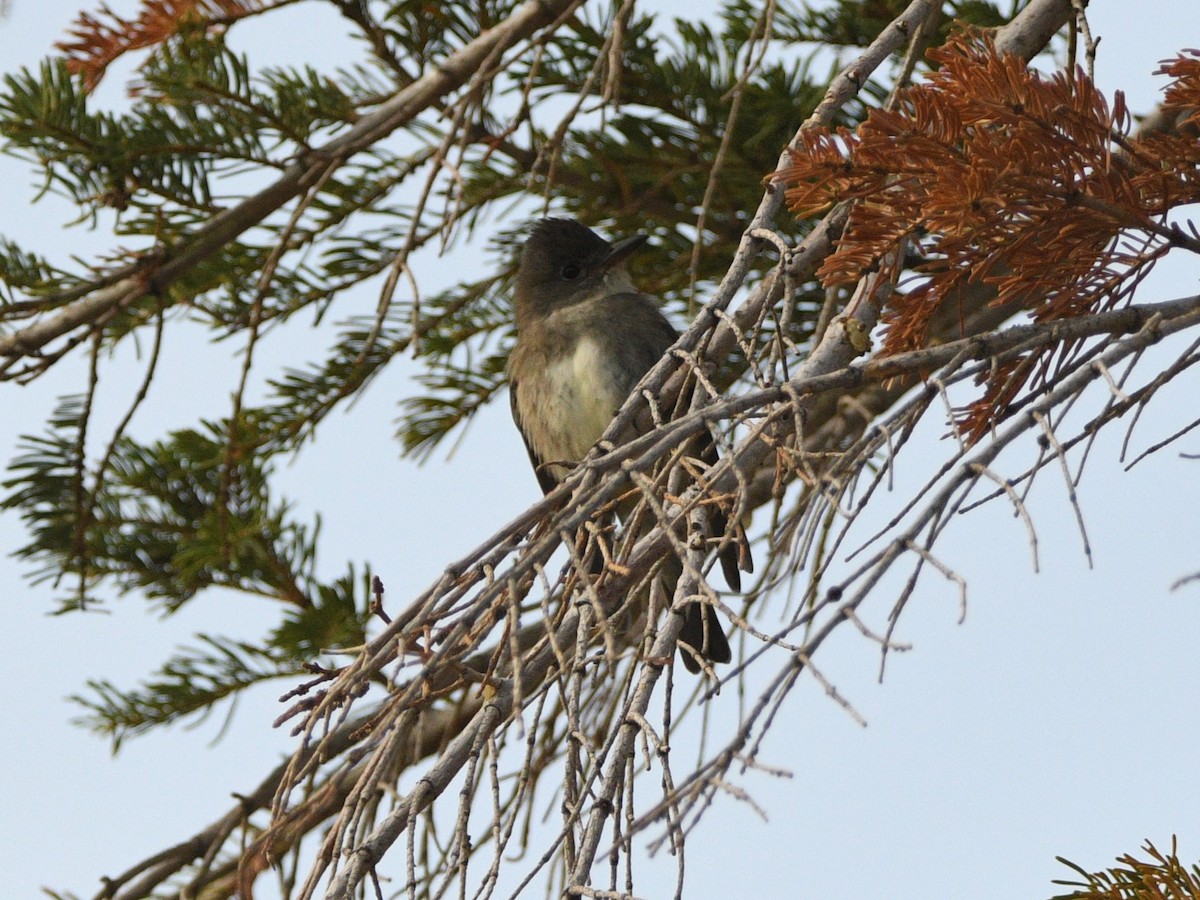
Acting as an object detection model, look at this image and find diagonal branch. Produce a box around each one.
[0,0,579,374]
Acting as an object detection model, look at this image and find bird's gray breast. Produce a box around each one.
[511,291,675,486]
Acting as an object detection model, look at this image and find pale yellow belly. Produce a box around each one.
[518,336,625,481]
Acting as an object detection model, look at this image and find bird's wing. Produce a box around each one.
[608,294,752,588]
[701,437,749,591]
[509,379,559,496]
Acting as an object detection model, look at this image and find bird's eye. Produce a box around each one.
[560,263,581,280]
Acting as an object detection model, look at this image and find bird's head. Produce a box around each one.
[513,218,647,324]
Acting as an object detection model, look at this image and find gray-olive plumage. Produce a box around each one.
[508,217,745,673]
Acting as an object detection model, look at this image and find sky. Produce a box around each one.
[2,1,1199,899]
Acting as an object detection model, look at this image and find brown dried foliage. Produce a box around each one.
[779,35,1200,441]
[57,0,282,92]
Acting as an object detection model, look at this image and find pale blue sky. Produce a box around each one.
[2,2,1198,898]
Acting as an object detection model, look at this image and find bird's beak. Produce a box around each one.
[603,233,648,269]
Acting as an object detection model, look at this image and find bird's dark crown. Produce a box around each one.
[522,218,611,270]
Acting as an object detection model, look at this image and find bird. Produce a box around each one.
[506,217,748,673]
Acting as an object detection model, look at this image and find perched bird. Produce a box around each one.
[507,217,747,672]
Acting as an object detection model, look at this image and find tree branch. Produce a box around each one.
[0,0,580,373]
